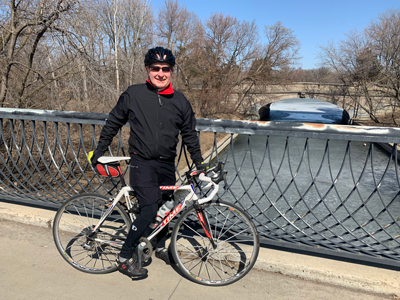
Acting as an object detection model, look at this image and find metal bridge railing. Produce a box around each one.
[1,108,400,268]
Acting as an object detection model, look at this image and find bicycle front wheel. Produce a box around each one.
[171,200,259,286]
[53,193,131,274]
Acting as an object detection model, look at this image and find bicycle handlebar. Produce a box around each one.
[190,162,227,184]
[195,162,228,204]
[197,173,220,204]
[206,162,227,184]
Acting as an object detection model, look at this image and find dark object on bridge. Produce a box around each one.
[259,98,350,124]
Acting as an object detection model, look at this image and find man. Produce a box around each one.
[88,47,207,277]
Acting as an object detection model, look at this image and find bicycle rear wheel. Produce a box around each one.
[171,200,259,286]
[53,193,131,274]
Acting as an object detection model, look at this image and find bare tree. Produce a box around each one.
[0,0,303,121]
[54,0,121,112]
[319,8,400,125]
[101,0,123,93]
[100,0,153,92]
[0,0,76,108]
[121,0,153,85]
[367,9,400,125]
[189,13,259,117]
[156,0,203,88]
[235,21,301,112]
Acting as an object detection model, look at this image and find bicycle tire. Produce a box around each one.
[53,193,131,274]
[171,200,260,286]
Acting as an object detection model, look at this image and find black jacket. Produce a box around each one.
[97,81,203,164]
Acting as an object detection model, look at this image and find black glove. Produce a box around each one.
[196,161,209,171]
[88,149,105,166]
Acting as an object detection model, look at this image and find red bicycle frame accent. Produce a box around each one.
[196,209,213,239]
[161,203,183,226]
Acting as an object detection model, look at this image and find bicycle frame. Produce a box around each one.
[54,158,259,285]
[91,170,219,246]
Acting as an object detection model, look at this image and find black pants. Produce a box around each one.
[119,155,175,259]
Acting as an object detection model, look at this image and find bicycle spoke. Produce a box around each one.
[176,232,207,242]
[220,228,249,244]
[181,219,207,239]
[172,201,259,286]
[215,209,230,242]
[177,244,208,261]
[60,209,90,230]
[96,243,114,266]
[53,194,131,274]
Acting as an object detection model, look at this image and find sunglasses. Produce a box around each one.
[149,66,172,73]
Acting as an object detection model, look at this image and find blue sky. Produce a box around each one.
[150,0,400,69]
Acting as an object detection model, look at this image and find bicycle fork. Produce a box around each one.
[194,202,217,249]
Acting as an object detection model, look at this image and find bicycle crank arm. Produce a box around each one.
[137,237,153,267]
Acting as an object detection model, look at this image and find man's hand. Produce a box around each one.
[88,149,105,166]
[196,161,209,172]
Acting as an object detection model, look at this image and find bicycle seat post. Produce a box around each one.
[115,162,127,187]
[118,171,126,187]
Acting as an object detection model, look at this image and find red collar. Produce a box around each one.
[146,80,174,95]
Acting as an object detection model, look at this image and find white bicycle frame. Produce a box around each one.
[91,156,220,245]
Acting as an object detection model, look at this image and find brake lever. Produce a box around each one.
[223,177,228,191]
[210,169,227,184]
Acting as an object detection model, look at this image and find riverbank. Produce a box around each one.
[177,132,238,178]
[373,142,400,163]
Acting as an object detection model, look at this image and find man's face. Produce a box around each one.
[146,62,173,90]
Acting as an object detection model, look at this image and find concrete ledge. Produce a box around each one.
[0,200,399,297]
[255,249,400,296]
[0,201,54,229]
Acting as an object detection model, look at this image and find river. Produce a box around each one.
[210,134,400,258]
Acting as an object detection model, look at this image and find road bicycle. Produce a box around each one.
[53,156,260,286]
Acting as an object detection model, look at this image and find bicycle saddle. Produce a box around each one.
[97,156,130,164]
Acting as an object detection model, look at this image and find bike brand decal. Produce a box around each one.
[106,204,115,214]
[161,203,182,225]
[228,207,241,215]
[63,252,73,262]
[132,225,137,231]
[160,186,180,190]
[190,270,236,283]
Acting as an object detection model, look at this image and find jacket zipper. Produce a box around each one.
[155,94,163,158]
[158,94,163,107]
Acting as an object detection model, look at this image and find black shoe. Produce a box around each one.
[117,258,148,277]
[155,250,172,265]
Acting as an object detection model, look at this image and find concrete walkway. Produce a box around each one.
[0,201,399,299]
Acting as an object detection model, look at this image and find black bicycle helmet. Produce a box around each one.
[144,46,175,67]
